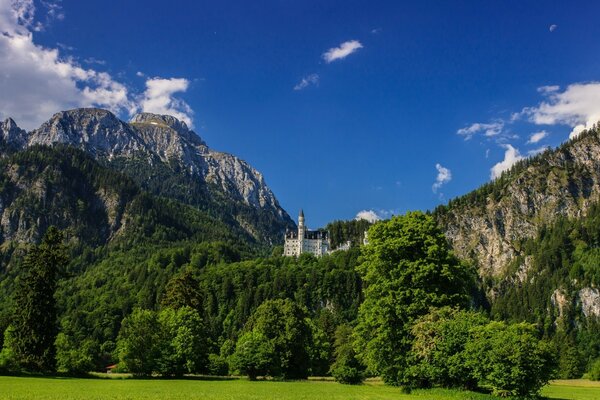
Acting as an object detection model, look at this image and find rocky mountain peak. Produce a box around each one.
[131,112,189,134]
[1,117,27,147]
[1,108,291,234]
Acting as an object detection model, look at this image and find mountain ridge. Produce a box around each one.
[1,108,294,244]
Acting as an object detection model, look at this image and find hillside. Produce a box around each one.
[434,124,600,358]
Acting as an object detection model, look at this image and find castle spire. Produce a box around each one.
[298,209,305,228]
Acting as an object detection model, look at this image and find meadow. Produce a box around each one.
[0,376,598,400]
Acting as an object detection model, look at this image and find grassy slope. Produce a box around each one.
[1,377,599,400]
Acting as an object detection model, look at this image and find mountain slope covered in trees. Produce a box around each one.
[434,124,600,373]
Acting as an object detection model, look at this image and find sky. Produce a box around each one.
[2,1,600,228]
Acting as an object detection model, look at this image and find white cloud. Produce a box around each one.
[537,85,559,94]
[355,210,381,223]
[432,163,452,193]
[0,1,195,130]
[524,82,600,140]
[139,78,193,127]
[457,121,504,140]
[490,144,524,179]
[549,24,558,32]
[84,57,106,65]
[527,130,548,144]
[0,0,136,129]
[322,40,363,63]
[293,73,319,91]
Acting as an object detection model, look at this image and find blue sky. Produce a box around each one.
[2,1,600,227]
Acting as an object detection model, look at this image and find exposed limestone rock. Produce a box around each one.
[9,108,286,216]
[577,287,600,318]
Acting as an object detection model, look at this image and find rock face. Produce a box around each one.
[1,117,28,148]
[438,127,600,278]
[4,108,293,242]
[578,288,600,318]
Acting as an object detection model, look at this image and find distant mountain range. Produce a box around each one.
[0,108,294,251]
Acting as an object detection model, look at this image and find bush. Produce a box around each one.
[207,353,229,376]
[116,309,160,376]
[55,333,98,374]
[406,307,488,389]
[0,326,17,372]
[330,324,364,385]
[331,365,364,384]
[589,358,600,381]
[243,299,313,379]
[230,332,275,380]
[465,321,557,398]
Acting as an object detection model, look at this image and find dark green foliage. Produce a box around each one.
[355,212,475,385]
[11,227,68,372]
[330,324,364,384]
[406,307,488,389]
[465,321,556,398]
[243,299,313,379]
[161,268,203,310]
[230,331,275,380]
[556,335,584,379]
[207,353,228,376]
[326,219,371,249]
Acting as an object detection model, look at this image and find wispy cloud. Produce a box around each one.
[457,121,504,140]
[490,144,524,179]
[528,146,549,156]
[322,40,363,63]
[293,73,319,91]
[432,163,452,193]
[84,57,106,65]
[527,130,548,144]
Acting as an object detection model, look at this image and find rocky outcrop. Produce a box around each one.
[577,287,600,318]
[1,117,28,148]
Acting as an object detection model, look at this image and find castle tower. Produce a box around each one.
[297,209,305,254]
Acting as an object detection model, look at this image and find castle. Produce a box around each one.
[283,210,330,257]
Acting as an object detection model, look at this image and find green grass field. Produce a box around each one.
[0,376,598,400]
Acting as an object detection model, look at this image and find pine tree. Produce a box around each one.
[12,227,68,372]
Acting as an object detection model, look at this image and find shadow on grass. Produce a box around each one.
[0,371,240,381]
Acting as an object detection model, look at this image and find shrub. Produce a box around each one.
[589,358,600,381]
[330,324,364,384]
[230,332,275,380]
[465,321,557,398]
[207,353,229,376]
[331,365,364,384]
[406,307,488,389]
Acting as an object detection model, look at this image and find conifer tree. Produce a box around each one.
[12,227,68,372]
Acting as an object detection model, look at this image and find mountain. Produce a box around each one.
[1,108,294,245]
[435,123,600,324]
